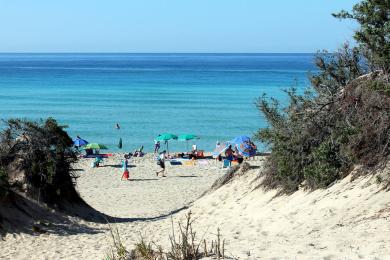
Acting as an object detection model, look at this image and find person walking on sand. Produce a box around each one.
[156,150,167,177]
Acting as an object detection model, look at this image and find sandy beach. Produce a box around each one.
[1,154,389,259]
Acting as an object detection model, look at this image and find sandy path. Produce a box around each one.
[0,154,226,260]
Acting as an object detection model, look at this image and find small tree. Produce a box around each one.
[333,0,390,75]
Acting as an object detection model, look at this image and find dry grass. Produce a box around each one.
[104,212,230,260]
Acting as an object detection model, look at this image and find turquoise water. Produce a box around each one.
[0,53,315,152]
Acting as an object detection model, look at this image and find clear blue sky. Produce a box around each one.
[0,0,359,53]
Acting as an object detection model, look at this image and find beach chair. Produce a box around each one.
[223,159,231,168]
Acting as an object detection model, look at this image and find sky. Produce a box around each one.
[0,0,360,53]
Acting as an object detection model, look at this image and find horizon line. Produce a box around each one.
[0,52,317,55]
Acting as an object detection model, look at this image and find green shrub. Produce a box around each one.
[0,118,78,206]
[255,0,390,191]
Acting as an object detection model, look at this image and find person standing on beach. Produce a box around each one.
[225,145,234,162]
[156,150,167,177]
[154,140,160,154]
[121,156,130,180]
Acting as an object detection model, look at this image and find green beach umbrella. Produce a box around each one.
[178,134,199,152]
[155,133,178,155]
[83,143,108,150]
[155,133,178,141]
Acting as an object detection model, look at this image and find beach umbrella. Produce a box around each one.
[73,138,88,147]
[118,137,123,149]
[155,133,178,141]
[212,142,229,158]
[178,134,199,152]
[83,143,108,150]
[230,136,257,157]
[236,141,257,157]
[230,135,251,144]
[155,133,178,154]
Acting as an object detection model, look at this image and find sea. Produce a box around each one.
[0,53,316,152]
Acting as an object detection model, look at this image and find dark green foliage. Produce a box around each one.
[256,73,390,191]
[257,60,390,191]
[255,0,390,191]
[0,118,79,206]
[333,0,390,74]
[255,47,364,190]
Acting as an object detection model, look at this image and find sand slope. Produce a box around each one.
[175,162,390,259]
[0,154,389,259]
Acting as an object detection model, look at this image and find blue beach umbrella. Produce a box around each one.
[74,138,88,147]
[230,135,251,144]
[237,142,257,157]
[230,135,257,157]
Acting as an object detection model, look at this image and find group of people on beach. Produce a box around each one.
[85,124,257,180]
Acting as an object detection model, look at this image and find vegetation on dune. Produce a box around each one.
[255,0,390,191]
[105,212,227,260]
[0,117,79,208]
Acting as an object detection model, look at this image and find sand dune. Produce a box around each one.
[0,154,389,259]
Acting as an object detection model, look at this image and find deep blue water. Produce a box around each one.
[0,53,315,152]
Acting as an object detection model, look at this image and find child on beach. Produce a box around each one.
[121,168,129,180]
[121,158,130,180]
[156,150,167,177]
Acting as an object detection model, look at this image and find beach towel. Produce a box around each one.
[184,161,196,166]
[170,160,182,165]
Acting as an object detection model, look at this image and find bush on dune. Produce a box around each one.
[0,118,80,207]
[255,0,390,191]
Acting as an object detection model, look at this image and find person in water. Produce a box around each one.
[116,123,120,130]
